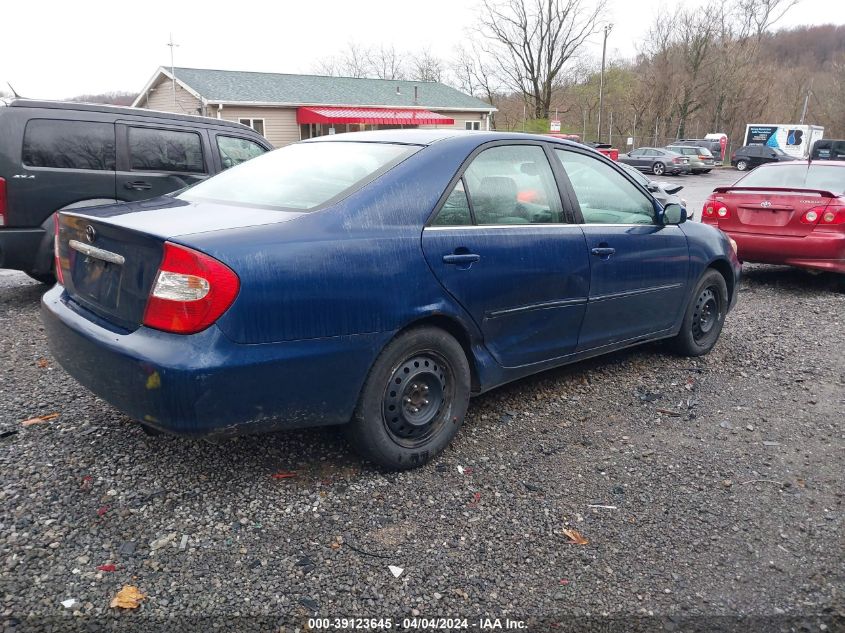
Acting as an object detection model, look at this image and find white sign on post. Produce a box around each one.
[626,137,634,146]
[550,120,561,133]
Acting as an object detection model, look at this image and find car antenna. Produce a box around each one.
[5,82,20,98]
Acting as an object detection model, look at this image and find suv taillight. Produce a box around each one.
[53,213,64,285]
[0,177,6,226]
[142,242,240,334]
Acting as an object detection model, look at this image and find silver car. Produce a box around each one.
[618,162,688,215]
[618,147,691,176]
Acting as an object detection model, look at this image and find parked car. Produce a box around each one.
[0,99,271,283]
[618,162,687,211]
[584,141,619,161]
[672,138,724,163]
[730,144,797,171]
[811,139,845,161]
[618,147,690,176]
[701,160,845,274]
[666,145,715,174]
[43,130,741,470]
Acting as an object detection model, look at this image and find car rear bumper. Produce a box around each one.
[41,286,390,436]
[730,230,845,273]
[0,227,44,273]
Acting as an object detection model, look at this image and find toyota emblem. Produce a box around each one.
[760,201,772,208]
[85,225,97,243]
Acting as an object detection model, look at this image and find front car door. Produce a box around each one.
[421,143,590,368]
[552,148,690,351]
[115,123,211,202]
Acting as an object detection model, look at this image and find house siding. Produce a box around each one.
[210,106,299,148]
[141,76,203,116]
[421,111,489,130]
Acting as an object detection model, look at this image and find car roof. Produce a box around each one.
[756,160,845,167]
[1,98,256,131]
[304,129,586,149]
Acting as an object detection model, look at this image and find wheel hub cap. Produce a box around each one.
[692,288,718,340]
[384,356,446,440]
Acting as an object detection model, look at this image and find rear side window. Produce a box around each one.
[216,136,267,170]
[431,179,472,226]
[129,127,205,173]
[22,119,115,170]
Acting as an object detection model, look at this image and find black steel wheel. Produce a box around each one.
[345,327,470,470]
[670,269,729,356]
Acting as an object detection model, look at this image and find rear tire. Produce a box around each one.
[735,160,748,171]
[344,327,471,470]
[25,271,56,285]
[652,162,666,176]
[670,270,729,356]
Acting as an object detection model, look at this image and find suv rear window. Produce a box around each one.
[22,119,115,170]
[179,141,416,211]
[129,127,205,173]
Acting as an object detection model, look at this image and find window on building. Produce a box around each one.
[465,121,481,131]
[22,120,116,171]
[128,127,205,173]
[238,118,265,136]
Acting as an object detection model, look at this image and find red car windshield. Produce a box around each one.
[737,164,845,194]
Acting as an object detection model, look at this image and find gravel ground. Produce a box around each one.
[1,264,843,632]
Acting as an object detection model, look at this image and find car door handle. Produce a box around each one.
[124,181,152,191]
[442,253,480,265]
[591,247,616,257]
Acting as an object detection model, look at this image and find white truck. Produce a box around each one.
[743,124,824,159]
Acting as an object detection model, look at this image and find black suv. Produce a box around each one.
[0,99,271,282]
[811,139,845,160]
[730,144,797,171]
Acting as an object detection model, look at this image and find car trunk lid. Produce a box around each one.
[710,186,835,237]
[57,196,305,331]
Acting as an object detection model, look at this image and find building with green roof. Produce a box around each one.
[133,67,496,147]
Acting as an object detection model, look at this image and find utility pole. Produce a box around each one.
[608,111,613,145]
[597,23,613,141]
[167,33,180,108]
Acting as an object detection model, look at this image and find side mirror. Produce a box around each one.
[647,183,659,192]
[662,203,687,225]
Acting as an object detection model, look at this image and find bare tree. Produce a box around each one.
[370,45,406,80]
[476,0,607,118]
[409,49,445,83]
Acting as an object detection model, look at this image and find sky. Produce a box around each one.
[2,0,844,99]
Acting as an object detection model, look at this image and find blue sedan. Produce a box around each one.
[42,131,741,470]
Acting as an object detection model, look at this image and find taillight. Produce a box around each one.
[142,242,239,334]
[673,157,682,164]
[0,177,6,226]
[698,155,709,160]
[53,213,64,285]
[819,206,845,225]
[800,208,821,224]
[717,206,730,218]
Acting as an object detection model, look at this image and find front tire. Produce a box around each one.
[670,270,729,356]
[652,162,666,176]
[735,159,748,171]
[345,327,471,470]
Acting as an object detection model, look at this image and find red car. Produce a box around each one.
[701,161,845,274]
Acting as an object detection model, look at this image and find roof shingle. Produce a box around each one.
[169,67,494,111]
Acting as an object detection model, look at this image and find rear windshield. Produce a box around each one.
[179,141,417,211]
[737,164,845,194]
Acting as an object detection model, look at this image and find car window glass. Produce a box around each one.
[431,179,472,226]
[463,145,564,225]
[629,149,642,156]
[22,119,115,170]
[129,127,205,173]
[179,141,417,211]
[217,135,267,170]
[737,164,845,194]
[556,149,656,225]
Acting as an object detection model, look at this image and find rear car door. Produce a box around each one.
[116,123,211,201]
[421,143,590,368]
[553,148,690,351]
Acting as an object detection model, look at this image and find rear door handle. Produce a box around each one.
[591,247,616,257]
[124,181,152,191]
[442,253,480,265]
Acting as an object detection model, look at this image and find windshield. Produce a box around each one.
[179,141,418,210]
[737,164,845,193]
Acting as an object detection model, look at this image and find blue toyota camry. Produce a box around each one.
[42,131,741,470]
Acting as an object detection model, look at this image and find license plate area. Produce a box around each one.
[72,255,124,311]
